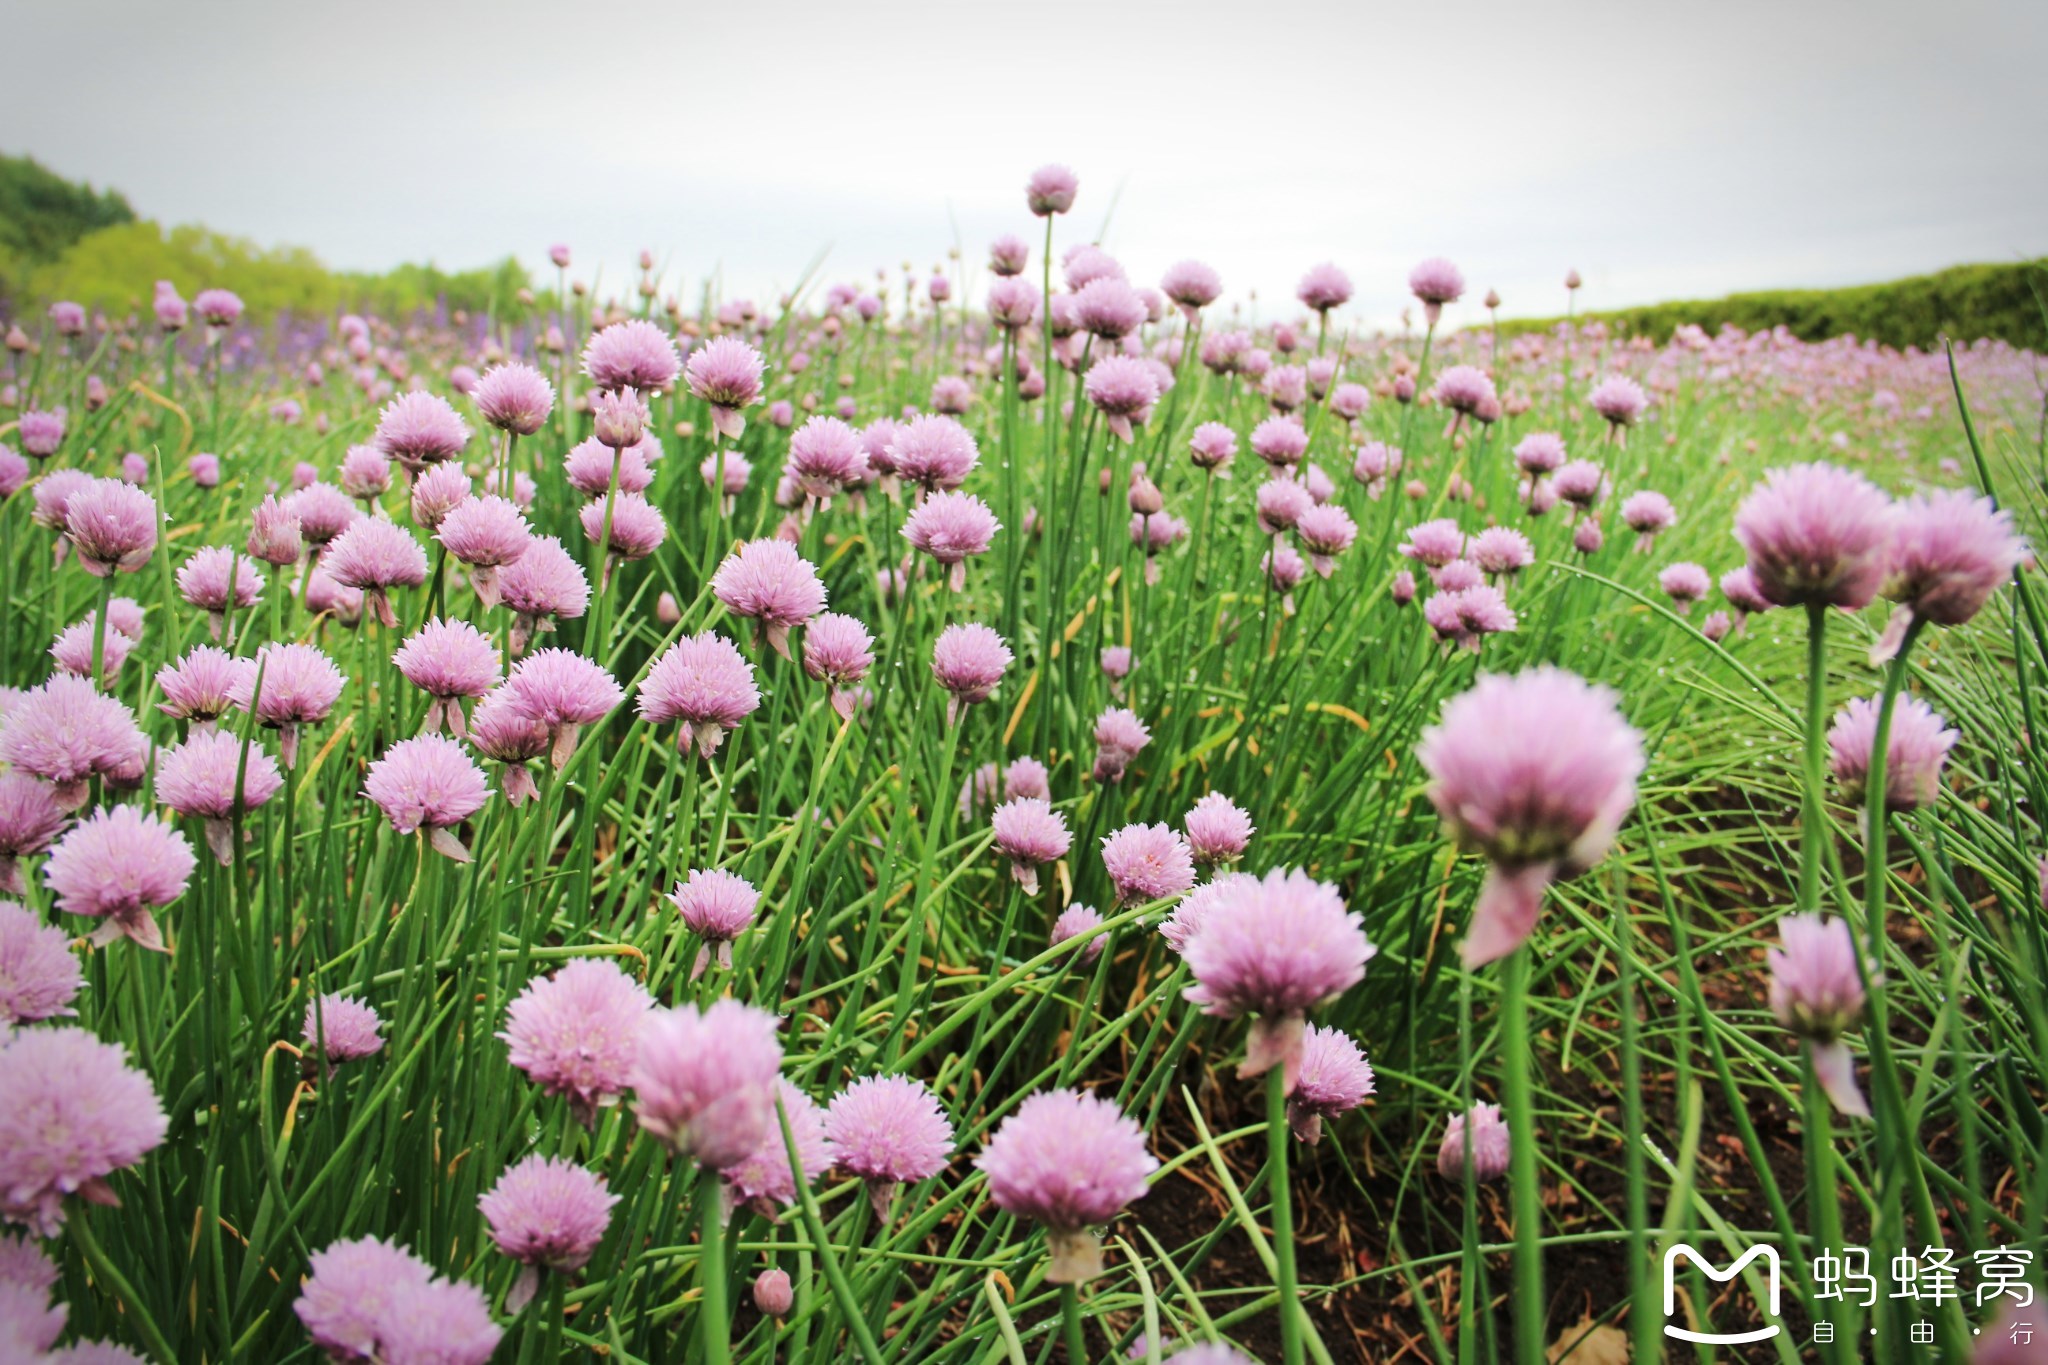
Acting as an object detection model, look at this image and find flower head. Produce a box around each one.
[498,537,588,651]
[502,649,622,769]
[1189,423,1236,471]
[827,1074,954,1220]
[373,391,470,471]
[931,623,1012,722]
[1399,518,1465,569]
[991,798,1071,895]
[480,1155,618,1272]
[802,613,875,720]
[1767,914,1869,1115]
[288,483,360,546]
[903,491,1000,591]
[631,999,784,1169]
[1589,374,1648,428]
[156,729,283,861]
[1437,1103,1510,1182]
[43,806,193,951]
[325,519,428,626]
[303,993,385,1066]
[438,494,531,591]
[1161,260,1222,311]
[1659,561,1712,612]
[235,643,347,767]
[1184,793,1253,866]
[583,320,681,393]
[887,414,979,493]
[1100,823,1195,905]
[1286,1025,1375,1144]
[64,478,158,575]
[294,1236,434,1361]
[667,868,761,977]
[1026,164,1079,216]
[248,494,304,566]
[502,958,655,1125]
[1249,416,1308,471]
[1408,258,1466,307]
[1734,463,1895,610]
[686,336,767,440]
[409,461,471,531]
[473,362,556,435]
[364,734,488,860]
[1874,489,2027,661]
[1296,262,1352,312]
[0,901,81,1024]
[0,1027,166,1234]
[1092,707,1151,784]
[1827,694,1957,813]
[976,1088,1155,1282]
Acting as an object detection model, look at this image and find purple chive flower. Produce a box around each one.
[0,676,144,808]
[1182,868,1375,1080]
[1399,518,1465,569]
[373,391,470,472]
[1296,503,1357,578]
[1052,903,1107,965]
[1701,610,1733,643]
[0,446,28,497]
[686,335,767,441]
[802,612,875,721]
[43,806,193,952]
[465,689,551,805]
[1620,490,1676,551]
[473,362,556,435]
[1263,543,1307,609]
[888,414,980,493]
[711,540,827,659]
[1004,757,1051,802]
[1572,519,1605,555]
[1255,478,1313,537]
[640,633,761,761]
[364,734,489,861]
[302,993,385,1069]
[991,798,1071,895]
[339,444,392,503]
[49,617,135,684]
[1873,488,2027,662]
[367,1274,502,1365]
[18,410,64,459]
[502,958,655,1126]
[931,623,1012,724]
[1352,441,1402,497]
[1287,1024,1375,1144]
[1092,706,1151,784]
[563,438,652,498]
[0,773,68,898]
[502,649,623,769]
[1589,374,1649,434]
[63,478,157,576]
[724,1079,832,1216]
[1827,694,1957,813]
[754,1268,794,1319]
[0,901,81,1024]
[176,546,264,638]
[700,449,752,510]
[930,374,973,415]
[287,483,360,547]
[1248,416,1308,473]
[1767,914,1869,1116]
[1552,460,1606,510]
[976,1088,1155,1282]
[1432,365,1495,421]
[1294,261,1352,313]
[827,1075,955,1222]
[155,730,284,864]
[903,490,1000,591]
[1659,562,1711,613]
[1417,667,1644,966]
[194,288,243,327]
[437,495,531,608]
[583,319,681,394]
[667,868,761,978]
[155,646,253,729]
[987,277,1040,330]
[1100,647,1133,691]
[989,235,1030,276]
[1391,570,1417,605]
[1734,463,1895,611]
[1100,823,1195,906]
[1189,422,1237,472]
[1408,257,1466,323]
[1161,260,1223,314]
[479,1155,617,1307]
[409,460,471,531]
[294,1236,434,1360]
[1438,1103,1510,1182]
[1072,278,1148,342]
[1514,432,1567,477]
[786,415,870,506]
[1026,164,1079,216]
[579,492,666,576]
[631,999,784,1170]
[1718,566,1771,622]
[0,1027,165,1237]
[1469,527,1534,577]
[1081,356,1160,444]
[1184,792,1253,867]
[393,618,502,736]
[325,519,428,628]
[498,536,588,653]
[234,643,347,768]
[590,388,650,449]
[248,494,304,567]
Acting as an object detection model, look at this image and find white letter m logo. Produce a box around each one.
[1663,1243,1784,1344]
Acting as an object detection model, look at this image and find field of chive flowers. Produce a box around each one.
[0,162,2044,1365]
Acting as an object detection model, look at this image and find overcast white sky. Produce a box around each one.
[6,0,2046,329]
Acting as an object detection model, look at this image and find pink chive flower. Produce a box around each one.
[339,444,392,503]
[723,1079,832,1217]
[1659,561,1711,613]
[437,495,532,608]
[1733,463,1896,610]
[393,618,502,736]
[1718,566,1771,622]
[1701,610,1733,643]
[1620,490,1676,551]
[48,618,135,685]
[0,773,68,898]
[42,804,194,954]
[1399,518,1465,568]
[564,438,652,498]
[903,490,1000,591]
[827,1075,955,1222]
[503,649,623,769]
[579,492,666,577]
[1438,1103,1510,1182]
[1100,823,1195,905]
[302,993,385,1068]
[590,387,649,449]
[1432,365,1495,421]
[632,999,784,1170]
[473,362,556,435]
[248,494,304,567]
[711,539,827,658]
[1416,667,1644,966]
[1182,868,1374,1080]
[1189,422,1236,472]
[1514,432,1566,476]
[1589,374,1648,433]
[1827,694,1957,813]
[1873,488,2027,663]
[1287,1024,1375,1144]
[325,519,428,628]
[498,536,588,654]
[0,900,81,1024]
[1767,914,1869,1116]
[0,676,144,808]
[234,643,347,768]
[409,461,471,531]
[987,277,1040,330]
[1553,461,1606,510]
[175,546,264,638]
[294,1236,434,1360]
[63,478,157,576]
[1073,279,1148,341]
[155,646,253,728]
[1052,903,1108,966]
[373,391,470,472]
[1184,793,1253,867]
[364,734,489,861]
[1248,416,1309,472]
[1026,164,1079,216]
[786,416,870,505]
[686,335,767,440]
[1161,260,1222,313]
[1408,257,1466,323]
[583,319,681,393]
[0,1027,167,1235]
[1296,261,1352,313]
[1391,570,1417,605]
[1159,871,1248,956]
[887,414,980,493]
[479,1155,618,1307]
[1005,757,1051,802]
[802,613,875,721]
[930,623,1012,723]
[466,688,551,806]
[1092,707,1150,784]
[287,483,359,546]
[1100,646,1133,690]
[976,1088,1155,1282]
[667,868,761,978]
[991,798,1072,896]
[501,958,655,1126]
[18,410,65,460]
[989,235,1030,276]
[1572,519,1605,555]
[1254,477,1312,538]
[639,633,760,761]
[155,729,284,864]
[193,288,243,327]
[1296,503,1356,578]
[1469,527,1534,577]
[0,446,28,498]
[1352,441,1403,497]
[1083,356,1161,444]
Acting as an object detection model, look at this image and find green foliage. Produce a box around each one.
[0,152,135,290]
[1497,259,2048,350]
